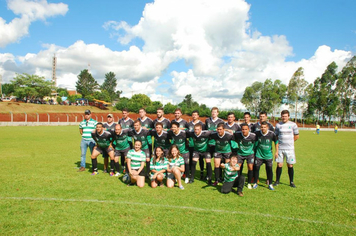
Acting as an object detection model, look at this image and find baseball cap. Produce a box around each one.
[84,109,91,115]
[107,114,113,118]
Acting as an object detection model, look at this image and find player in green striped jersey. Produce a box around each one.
[220,155,245,196]
[127,140,146,188]
[166,145,185,190]
[150,147,168,188]
[78,110,97,172]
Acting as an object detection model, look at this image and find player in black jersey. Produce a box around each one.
[224,112,240,153]
[138,108,154,158]
[112,124,131,176]
[102,114,117,173]
[153,107,171,130]
[150,122,171,156]
[243,112,254,131]
[210,123,234,185]
[118,108,134,148]
[172,108,189,130]
[90,123,115,175]
[205,107,224,158]
[187,110,206,180]
[251,111,274,133]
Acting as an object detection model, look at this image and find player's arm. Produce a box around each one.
[274,142,279,160]
[137,161,145,175]
[79,128,83,135]
[294,134,299,142]
[220,163,226,169]
[224,128,234,134]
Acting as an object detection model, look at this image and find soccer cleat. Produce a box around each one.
[212,181,219,186]
[91,171,99,176]
[268,184,275,191]
[110,172,115,176]
[188,179,194,184]
[200,172,204,180]
[179,185,185,190]
[115,172,121,177]
[253,183,258,189]
[207,179,212,185]
[290,182,296,188]
[127,183,135,187]
[237,191,244,197]
[103,169,108,174]
[185,177,189,184]
[77,167,85,172]
[247,184,252,189]
[273,181,280,187]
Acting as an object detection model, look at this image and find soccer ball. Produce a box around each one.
[122,173,130,183]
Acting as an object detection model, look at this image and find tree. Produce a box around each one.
[11,73,54,99]
[75,69,99,98]
[101,72,117,102]
[164,103,177,114]
[260,79,287,116]
[131,94,152,108]
[241,81,263,116]
[57,88,68,97]
[1,83,15,96]
[146,101,163,114]
[287,67,309,122]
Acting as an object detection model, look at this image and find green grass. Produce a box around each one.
[0,127,355,235]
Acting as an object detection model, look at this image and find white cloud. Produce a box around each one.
[0,0,68,47]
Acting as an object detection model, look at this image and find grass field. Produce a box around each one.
[0,127,355,235]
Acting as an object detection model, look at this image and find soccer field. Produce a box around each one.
[0,126,355,235]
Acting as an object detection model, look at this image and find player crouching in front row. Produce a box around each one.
[150,147,168,188]
[220,155,245,197]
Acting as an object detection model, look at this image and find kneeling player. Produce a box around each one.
[90,123,115,175]
[253,121,278,190]
[220,155,245,197]
[166,145,185,190]
[150,147,168,188]
[127,140,146,188]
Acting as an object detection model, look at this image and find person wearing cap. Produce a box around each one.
[78,110,97,172]
[103,113,117,173]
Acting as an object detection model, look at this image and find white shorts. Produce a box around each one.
[276,149,296,164]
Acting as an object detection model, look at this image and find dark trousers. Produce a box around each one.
[221,175,245,194]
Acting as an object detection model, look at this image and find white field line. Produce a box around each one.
[1,196,355,230]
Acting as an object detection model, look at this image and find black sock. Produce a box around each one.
[191,161,197,180]
[239,163,244,176]
[288,167,294,183]
[110,160,115,172]
[115,161,120,173]
[276,167,282,182]
[206,163,212,180]
[248,170,253,184]
[184,163,190,178]
[214,167,220,182]
[254,166,260,184]
[121,155,125,167]
[146,161,150,175]
[92,158,97,172]
[266,165,273,184]
[199,158,204,172]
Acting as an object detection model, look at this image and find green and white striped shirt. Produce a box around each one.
[127,149,146,170]
[150,157,168,177]
[223,163,239,182]
[79,118,97,140]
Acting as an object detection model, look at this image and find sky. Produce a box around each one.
[0,0,355,109]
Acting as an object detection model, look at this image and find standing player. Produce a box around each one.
[169,121,190,183]
[103,114,117,173]
[234,123,256,189]
[119,108,134,148]
[128,120,151,175]
[138,108,154,158]
[205,107,224,157]
[150,122,171,156]
[254,121,278,190]
[187,110,206,180]
[90,123,115,175]
[243,112,254,130]
[153,107,171,130]
[127,140,146,188]
[172,108,189,129]
[210,123,234,186]
[187,123,213,184]
[112,124,131,176]
[220,155,245,196]
[274,110,299,188]
[251,111,274,133]
[224,112,240,153]
[78,110,97,172]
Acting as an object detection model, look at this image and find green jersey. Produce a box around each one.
[234,132,256,156]
[205,117,224,145]
[188,130,212,152]
[112,129,130,150]
[91,130,112,148]
[128,128,150,150]
[169,130,189,154]
[168,156,185,169]
[223,163,239,182]
[255,130,278,159]
[79,118,97,140]
[127,149,146,170]
[150,157,168,177]
[210,131,233,153]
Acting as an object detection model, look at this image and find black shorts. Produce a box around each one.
[181,152,189,163]
[131,168,146,177]
[214,152,232,160]
[142,149,151,159]
[193,151,211,159]
[255,157,273,168]
[114,147,130,158]
[95,146,114,157]
[237,154,254,164]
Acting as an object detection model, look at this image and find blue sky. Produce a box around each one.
[0,0,355,109]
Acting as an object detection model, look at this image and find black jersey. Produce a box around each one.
[153,118,171,130]
[103,122,116,131]
[171,118,189,129]
[209,131,233,153]
[150,130,171,150]
[187,130,212,152]
[255,130,278,159]
[111,129,131,150]
[224,122,241,133]
[92,130,113,148]
[234,131,256,156]
[128,128,150,150]
[138,117,154,129]
[251,122,274,133]
[205,117,224,145]
[168,130,189,154]
[187,120,205,132]
[119,118,134,129]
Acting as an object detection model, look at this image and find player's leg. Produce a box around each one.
[182,153,190,184]
[247,155,255,187]
[173,168,184,189]
[221,181,234,194]
[265,159,274,190]
[90,147,101,174]
[166,174,175,188]
[143,149,150,177]
[274,150,284,186]
[233,174,245,196]
[107,148,116,176]
[103,157,109,173]
[205,152,213,185]
[79,139,89,169]
[213,153,222,186]
[114,153,121,176]
[253,158,262,189]
[156,173,164,186]
[189,152,199,183]
[199,156,205,180]
[136,170,146,188]
[286,150,297,187]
